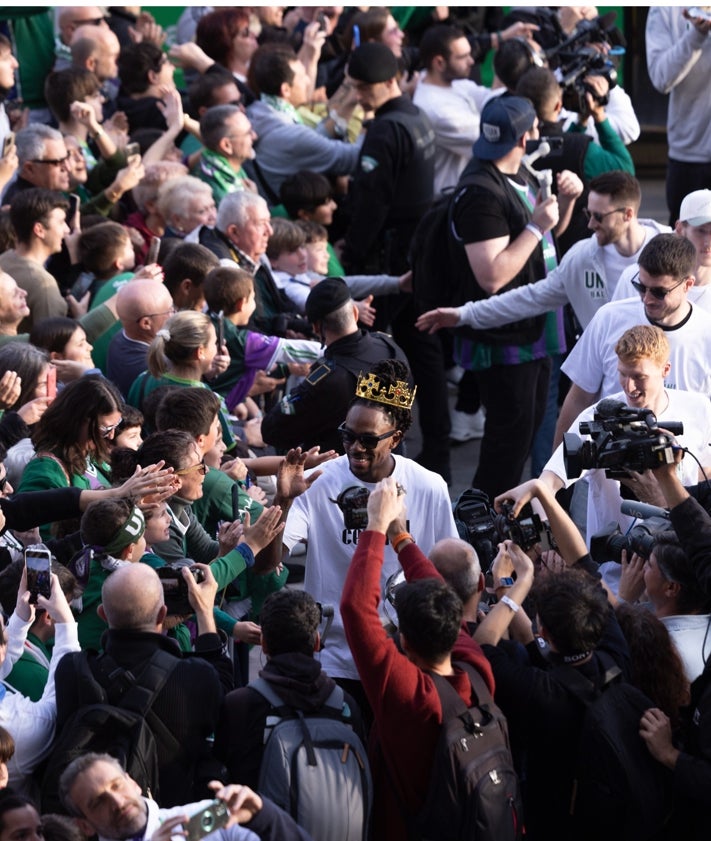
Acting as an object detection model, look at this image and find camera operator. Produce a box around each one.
[498,7,639,146]
[540,325,711,545]
[474,476,634,841]
[638,453,711,840]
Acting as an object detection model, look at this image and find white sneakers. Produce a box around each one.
[449,408,485,443]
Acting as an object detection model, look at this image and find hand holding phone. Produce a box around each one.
[2,131,14,158]
[25,546,52,605]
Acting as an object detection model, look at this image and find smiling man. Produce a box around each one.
[553,234,711,446]
[271,359,457,714]
[417,172,668,338]
[541,324,711,545]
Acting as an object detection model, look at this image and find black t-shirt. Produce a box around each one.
[454,172,530,245]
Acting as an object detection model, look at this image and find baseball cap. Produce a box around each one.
[679,190,711,226]
[305,278,352,322]
[473,95,537,161]
[347,43,399,84]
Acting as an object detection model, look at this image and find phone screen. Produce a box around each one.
[125,142,141,158]
[25,548,52,604]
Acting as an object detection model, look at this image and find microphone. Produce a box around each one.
[595,398,629,418]
[620,500,670,521]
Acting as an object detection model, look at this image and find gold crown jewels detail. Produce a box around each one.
[355,372,417,410]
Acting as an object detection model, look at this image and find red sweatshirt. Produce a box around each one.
[341,531,495,841]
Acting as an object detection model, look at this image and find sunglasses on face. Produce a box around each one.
[99,418,123,438]
[175,459,209,476]
[582,207,627,223]
[337,422,398,450]
[630,273,688,300]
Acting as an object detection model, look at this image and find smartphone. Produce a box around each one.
[352,24,361,48]
[184,800,230,841]
[67,193,80,230]
[125,141,141,158]
[46,366,57,400]
[317,11,327,31]
[146,235,161,265]
[2,131,14,157]
[25,547,52,605]
[217,309,225,349]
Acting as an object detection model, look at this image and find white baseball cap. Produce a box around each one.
[679,189,711,226]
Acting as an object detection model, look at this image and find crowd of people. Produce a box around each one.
[0,4,706,841]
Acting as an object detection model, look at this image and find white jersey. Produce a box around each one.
[560,298,711,398]
[457,221,668,332]
[283,454,457,679]
[544,388,711,543]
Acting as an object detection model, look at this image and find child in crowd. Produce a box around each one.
[202,265,320,412]
[266,219,313,312]
[111,406,144,451]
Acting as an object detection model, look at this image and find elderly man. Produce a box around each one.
[106,280,175,397]
[194,191,302,336]
[195,104,257,203]
[58,752,311,841]
[4,125,69,203]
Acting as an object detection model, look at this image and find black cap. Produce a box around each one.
[305,278,352,322]
[347,43,398,84]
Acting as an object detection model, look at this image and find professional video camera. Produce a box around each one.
[564,398,683,481]
[545,12,626,114]
[453,488,554,570]
[589,500,673,565]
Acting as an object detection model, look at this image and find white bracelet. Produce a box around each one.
[525,222,543,242]
[500,594,520,613]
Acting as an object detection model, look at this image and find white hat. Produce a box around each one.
[679,189,711,226]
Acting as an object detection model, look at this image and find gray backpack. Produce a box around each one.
[250,677,372,841]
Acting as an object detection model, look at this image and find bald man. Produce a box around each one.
[53,562,234,807]
[429,537,485,631]
[106,280,174,397]
[70,23,121,83]
[55,6,108,70]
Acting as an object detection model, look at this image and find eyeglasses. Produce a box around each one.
[337,422,398,450]
[30,155,69,167]
[136,307,176,323]
[582,207,627,223]
[175,459,209,476]
[99,418,123,438]
[630,273,688,301]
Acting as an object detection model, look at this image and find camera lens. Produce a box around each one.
[201,814,214,831]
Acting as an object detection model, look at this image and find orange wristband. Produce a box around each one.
[392,532,414,553]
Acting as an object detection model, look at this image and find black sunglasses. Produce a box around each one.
[338,422,398,450]
[630,273,688,301]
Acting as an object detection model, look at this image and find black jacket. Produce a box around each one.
[261,328,408,454]
[55,628,233,805]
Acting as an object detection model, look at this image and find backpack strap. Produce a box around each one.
[90,649,183,760]
[429,661,496,734]
[553,652,623,706]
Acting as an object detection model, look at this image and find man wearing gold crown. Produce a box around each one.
[268,358,457,716]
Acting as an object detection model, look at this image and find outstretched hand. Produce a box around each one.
[415,307,461,334]
[276,447,323,502]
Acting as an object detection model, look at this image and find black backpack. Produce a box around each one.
[409,184,475,319]
[250,677,373,841]
[554,656,673,841]
[39,649,180,813]
[413,661,523,841]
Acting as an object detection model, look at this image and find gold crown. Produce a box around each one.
[355,372,417,410]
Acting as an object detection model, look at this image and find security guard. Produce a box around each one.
[340,42,452,482]
[261,278,409,455]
